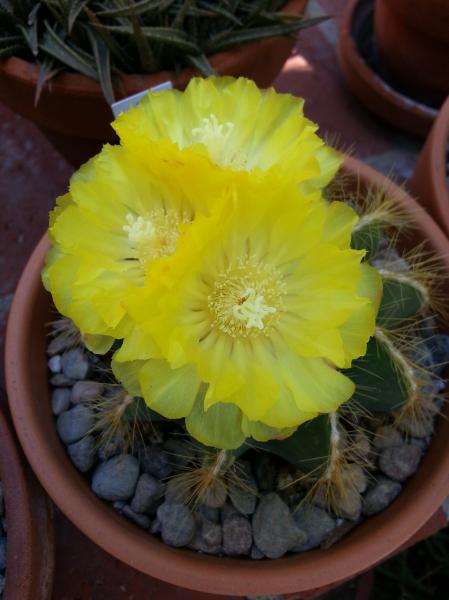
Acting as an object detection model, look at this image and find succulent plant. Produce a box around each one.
[0,0,324,103]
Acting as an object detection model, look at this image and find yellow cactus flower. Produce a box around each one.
[113,77,341,192]
[113,176,382,449]
[43,144,208,352]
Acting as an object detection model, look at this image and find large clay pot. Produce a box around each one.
[410,96,449,238]
[0,0,306,168]
[0,407,54,599]
[337,0,437,137]
[374,0,449,106]
[5,156,449,597]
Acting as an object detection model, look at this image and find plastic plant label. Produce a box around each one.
[111,80,173,118]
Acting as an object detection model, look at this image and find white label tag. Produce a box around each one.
[111,80,173,118]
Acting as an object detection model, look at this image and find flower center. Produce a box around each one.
[208,261,284,339]
[123,208,187,263]
[191,113,246,169]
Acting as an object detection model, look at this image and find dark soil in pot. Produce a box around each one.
[337,0,439,137]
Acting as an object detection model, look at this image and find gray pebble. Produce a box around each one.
[131,474,164,514]
[342,464,368,494]
[113,500,126,511]
[61,348,90,380]
[201,478,227,509]
[379,444,422,482]
[291,505,336,551]
[190,514,222,554]
[0,537,6,570]
[223,514,253,556]
[122,505,151,529]
[157,502,195,547]
[164,477,189,504]
[150,518,162,535]
[229,478,257,515]
[252,493,305,559]
[91,454,139,501]
[50,373,74,387]
[51,388,71,415]
[195,504,220,524]
[250,545,264,560]
[396,415,434,438]
[139,446,172,479]
[335,490,362,521]
[97,436,123,461]
[373,426,403,451]
[363,476,402,516]
[67,435,95,472]
[48,355,62,373]
[56,405,94,444]
[71,381,104,404]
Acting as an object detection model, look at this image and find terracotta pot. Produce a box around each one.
[5,155,449,597]
[0,0,306,168]
[374,0,449,106]
[0,407,54,599]
[337,0,438,137]
[410,96,449,238]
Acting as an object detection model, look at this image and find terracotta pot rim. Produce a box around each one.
[0,0,305,99]
[5,156,449,596]
[0,407,54,600]
[423,96,449,218]
[337,0,437,137]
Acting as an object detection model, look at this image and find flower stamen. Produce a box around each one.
[232,287,276,330]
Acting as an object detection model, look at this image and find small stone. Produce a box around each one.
[71,381,104,404]
[61,348,90,380]
[50,373,74,387]
[164,478,190,504]
[56,405,95,444]
[335,490,362,521]
[229,480,258,515]
[190,514,222,554]
[250,545,264,560]
[252,493,305,559]
[373,426,403,451]
[48,355,62,373]
[97,436,123,461]
[396,415,434,438]
[201,478,227,509]
[223,514,252,556]
[0,537,6,570]
[221,501,240,521]
[51,388,71,415]
[67,435,95,472]
[291,505,336,552]
[131,474,164,514]
[379,444,422,482]
[139,446,172,479]
[122,505,151,529]
[353,431,371,457]
[91,454,140,501]
[113,500,126,511]
[150,518,162,535]
[427,334,449,375]
[195,504,220,524]
[253,454,277,492]
[342,464,368,494]
[363,476,402,516]
[163,438,193,471]
[157,502,195,547]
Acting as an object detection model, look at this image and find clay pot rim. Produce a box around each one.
[0,0,305,99]
[337,0,438,137]
[0,407,54,600]
[5,156,449,596]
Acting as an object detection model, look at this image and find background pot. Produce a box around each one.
[0,406,54,600]
[337,0,437,137]
[374,0,449,106]
[0,0,306,168]
[410,96,449,238]
[5,156,449,597]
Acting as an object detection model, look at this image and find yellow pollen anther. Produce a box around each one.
[191,113,246,169]
[123,214,156,246]
[232,287,276,330]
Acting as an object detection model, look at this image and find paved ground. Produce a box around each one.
[0,0,444,598]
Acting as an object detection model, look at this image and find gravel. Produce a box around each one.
[291,505,336,552]
[91,455,140,501]
[71,381,104,404]
[229,478,258,515]
[48,355,62,374]
[190,514,222,554]
[131,474,164,514]
[363,476,402,516]
[252,493,306,559]
[139,446,172,479]
[51,388,71,415]
[61,348,90,380]
[379,444,422,482]
[373,426,403,451]
[122,505,151,529]
[222,514,252,556]
[67,435,96,472]
[157,502,195,547]
[56,405,95,444]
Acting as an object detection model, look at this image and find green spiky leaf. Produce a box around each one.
[253,415,331,475]
[345,337,409,412]
[376,279,425,329]
[351,224,380,260]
